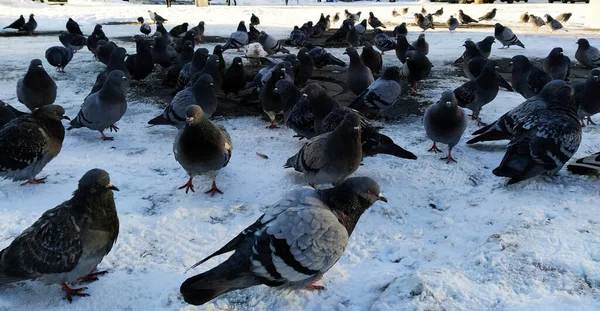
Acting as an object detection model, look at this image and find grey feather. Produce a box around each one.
[425,91,467,161]
[494,23,525,49]
[447,16,459,32]
[373,29,396,53]
[543,47,570,81]
[223,21,249,51]
[454,61,500,123]
[575,39,600,69]
[350,66,402,112]
[45,46,73,72]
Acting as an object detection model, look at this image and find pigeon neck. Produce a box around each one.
[319,189,370,235]
[99,82,125,102]
[70,188,119,232]
[24,68,52,87]
[35,113,66,142]
[348,52,363,67]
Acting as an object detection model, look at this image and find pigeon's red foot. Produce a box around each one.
[306,278,325,290]
[109,125,120,132]
[410,83,419,96]
[20,177,47,186]
[587,116,596,125]
[100,132,114,141]
[61,283,89,303]
[440,150,457,164]
[178,177,195,194]
[476,119,488,127]
[428,142,442,153]
[77,270,108,283]
[266,120,279,129]
[204,181,223,197]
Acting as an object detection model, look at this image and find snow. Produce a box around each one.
[1,0,600,310]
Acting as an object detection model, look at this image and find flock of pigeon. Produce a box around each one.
[0,4,599,307]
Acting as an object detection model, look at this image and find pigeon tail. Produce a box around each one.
[515,40,525,49]
[467,128,510,144]
[284,154,297,168]
[567,163,599,175]
[148,114,172,126]
[370,134,417,160]
[328,55,346,67]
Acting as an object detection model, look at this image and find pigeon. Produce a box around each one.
[434,7,444,17]
[495,23,525,49]
[468,80,573,145]
[402,50,432,96]
[479,8,497,21]
[401,8,409,15]
[458,10,478,24]
[413,13,420,25]
[326,21,350,43]
[96,41,118,66]
[190,21,205,44]
[177,48,209,92]
[149,74,217,128]
[395,34,415,64]
[137,17,144,24]
[346,25,360,48]
[461,40,484,80]
[556,13,572,23]
[345,47,375,96]
[0,105,67,184]
[305,43,346,68]
[511,55,552,99]
[360,42,382,75]
[275,79,302,125]
[20,14,37,34]
[221,57,246,96]
[543,47,570,81]
[125,35,154,81]
[421,7,427,15]
[466,57,514,92]
[393,22,408,37]
[545,14,566,32]
[174,105,232,196]
[447,15,459,32]
[148,10,167,24]
[574,68,600,125]
[260,64,287,128]
[294,48,314,86]
[520,12,529,23]
[412,33,429,56]
[180,176,385,306]
[3,15,25,30]
[311,23,326,39]
[568,152,600,175]
[87,25,109,57]
[163,40,194,87]
[575,39,600,69]
[392,9,401,18]
[0,101,26,129]
[426,14,435,25]
[259,31,289,55]
[300,21,315,39]
[285,113,362,186]
[17,59,57,112]
[66,17,83,35]
[529,15,546,29]
[223,21,249,51]
[0,168,119,302]
[354,19,368,37]
[492,83,581,185]
[59,31,87,52]
[417,14,434,31]
[424,91,467,163]
[152,32,175,69]
[189,54,222,93]
[373,29,396,54]
[169,22,189,37]
[214,45,226,72]
[286,93,316,139]
[68,70,128,141]
[349,66,402,113]
[454,60,500,126]
[89,47,130,95]
[250,13,260,26]
[333,12,340,23]
[45,46,73,73]
[287,26,307,46]
[477,36,495,59]
[244,42,268,67]
[305,84,417,160]
[368,12,385,29]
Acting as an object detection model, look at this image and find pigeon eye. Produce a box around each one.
[311,90,315,95]
[53,111,57,115]
[367,189,373,195]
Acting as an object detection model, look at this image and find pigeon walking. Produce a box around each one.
[174,105,232,196]
[545,14,566,32]
[66,17,83,35]
[511,55,552,99]
[458,10,478,24]
[454,61,500,126]
[574,68,600,125]
[447,16,458,32]
[368,12,385,29]
[433,7,444,17]
[360,42,382,74]
[349,66,402,113]
[575,39,600,69]
[59,31,87,52]
[424,91,467,163]
[402,50,432,96]
[20,14,37,34]
[223,21,249,51]
[543,47,570,81]
[3,15,25,30]
[345,47,374,96]
[479,8,497,22]
[17,59,57,111]
[495,23,525,49]
[259,31,289,55]
[89,47,130,94]
[250,13,260,26]
[529,15,546,29]
[417,14,434,32]
[45,46,73,73]
[0,105,68,185]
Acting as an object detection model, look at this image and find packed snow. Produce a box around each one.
[0,0,600,310]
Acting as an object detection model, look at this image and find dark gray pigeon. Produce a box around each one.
[368,12,385,29]
[433,7,444,17]
[467,57,514,92]
[66,17,83,35]
[260,64,287,128]
[294,48,314,86]
[4,15,24,30]
[346,47,374,96]
[401,50,432,96]
[152,32,174,69]
[393,22,408,37]
[190,21,205,44]
[87,25,108,57]
[355,19,367,35]
[346,24,360,48]
[479,8,497,21]
[149,74,217,128]
[163,40,194,87]
[477,36,495,59]
[0,101,26,129]
[223,21,249,51]
[89,47,130,95]
[454,60,500,126]
[69,70,128,141]
[529,14,546,29]
[173,105,232,196]
[140,23,151,36]
[545,14,566,32]
[468,80,572,145]
[492,83,581,184]
[495,23,525,49]
[568,152,600,175]
[259,31,289,55]
[575,39,600,69]
[286,92,316,139]
[180,176,386,306]
[45,46,74,73]
[543,47,570,81]
[417,14,434,31]
[275,79,302,125]
[424,91,467,163]
[394,34,415,64]
[447,15,458,32]
[20,14,37,34]
[326,20,351,44]
[0,168,119,302]
[221,57,246,96]
[59,31,87,52]
[373,29,396,54]
[125,35,154,81]
[188,54,222,93]
[574,68,600,125]
[412,33,429,56]
[169,22,189,37]
[360,42,382,74]
[17,59,57,111]
[511,55,552,99]
[461,41,484,80]
[96,41,118,66]
[250,13,260,26]
[0,105,68,185]
[305,43,346,68]
[349,66,402,113]
[177,48,209,92]
[287,26,307,46]
[458,10,478,24]
[285,113,362,186]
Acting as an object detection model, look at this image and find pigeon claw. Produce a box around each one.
[440,150,457,164]
[77,270,109,283]
[587,116,596,125]
[61,283,90,303]
[266,121,279,129]
[410,82,419,96]
[178,177,195,194]
[21,177,47,186]
[428,142,443,153]
[204,181,223,197]
[306,277,325,290]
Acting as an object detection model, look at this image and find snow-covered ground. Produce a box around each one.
[1,0,600,310]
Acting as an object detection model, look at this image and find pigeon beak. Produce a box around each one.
[187,116,195,123]
[445,101,452,107]
[343,52,348,55]
[377,193,388,203]
[302,93,308,98]
[209,82,214,87]
[509,62,513,66]
[61,114,71,120]
[237,62,242,65]
[107,182,119,191]
[273,87,279,93]
[594,75,599,81]
[37,64,42,68]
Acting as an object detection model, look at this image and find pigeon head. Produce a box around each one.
[540,80,575,108]
[438,90,458,109]
[232,56,243,67]
[302,83,327,102]
[369,12,374,18]
[28,59,44,71]
[198,21,205,28]
[137,17,144,24]
[459,10,464,13]
[185,105,204,125]
[576,38,590,49]
[337,113,361,136]
[382,66,402,82]
[549,47,564,57]
[213,45,223,56]
[343,47,358,57]
[182,22,189,28]
[236,21,247,32]
[29,14,34,18]
[106,70,128,88]
[417,33,425,41]
[482,36,496,45]
[78,169,119,193]
[94,24,103,33]
[274,79,296,99]
[362,42,374,51]
[183,40,194,52]
[193,74,214,92]
[590,68,600,81]
[544,14,554,22]
[34,104,70,122]
[510,55,531,68]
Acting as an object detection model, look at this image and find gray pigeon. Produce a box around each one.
[402,50,432,96]
[222,21,249,51]
[360,42,382,74]
[0,101,26,129]
[575,39,600,69]
[394,34,415,65]
[250,13,260,26]
[173,105,232,196]
[0,168,119,302]
[412,33,429,56]
[568,152,600,175]
[447,15,458,32]
[511,55,552,99]
[59,31,87,52]
[349,66,402,113]
[177,48,209,92]
[373,29,396,54]
[529,15,546,29]
[304,43,346,68]
[285,113,362,186]
[190,21,205,44]
[433,7,444,17]
[461,41,484,80]
[393,22,408,37]
[294,48,314,86]
[417,14,434,31]
[260,64,287,129]
[458,10,478,24]
[45,46,73,73]
[454,60,500,126]
[495,23,525,49]
[149,74,216,128]
[69,70,128,141]
[574,68,600,125]
[543,47,570,81]
[468,80,572,145]
[0,105,68,184]
[467,57,514,92]
[492,83,581,184]
[180,176,386,306]
[545,14,566,32]
[345,47,374,96]
[20,14,37,34]
[392,9,401,18]
[368,12,385,29]
[424,91,467,163]
[275,80,302,126]
[556,13,572,23]
[221,57,246,96]
[17,59,57,111]
[346,25,360,48]
[89,47,130,95]
[259,31,289,55]
[477,36,496,59]
[479,8,497,21]
[520,12,529,23]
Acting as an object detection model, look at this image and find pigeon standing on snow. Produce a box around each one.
[543,47,570,81]
[479,8,497,22]
[402,50,432,96]
[477,36,495,59]
[368,12,385,29]
[221,57,246,96]
[454,61,500,126]
[447,16,458,32]
[285,113,362,186]
[349,66,402,113]
[20,14,37,34]
[545,14,566,32]
[260,64,287,129]
[0,101,26,129]
[223,21,249,51]
[461,41,484,80]
[17,59,57,111]
[433,7,444,17]
[125,35,154,81]
[0,105,68,185]
[346,25,360,48]
[148,10,167,24]
[163,40,193,87]
[59,31,87,52]
[69,71,128,141]
[511,55,552,99]
[250,13,260,26]
[174,105,232,196]
[529,15,546,29]
[89,47,130,94]
[568,152,600,175]
[574,68,600,125]
[180,176,386,306]
[177,48,209,91]
[3,15,24,30]
[424,91,467,163]
[575,39,600,69]
[66,18,83,35]
[495,23,525,49]
[458,10,478,24]
[412,33,429,56]
[345,47,374,96]
[373,29,396,54]
[275,80,302,125]
[360,42,382,74]
[45,46,74,73]
[493,82,581,185]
